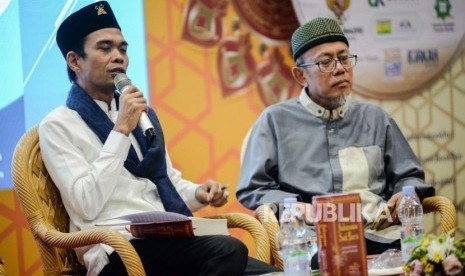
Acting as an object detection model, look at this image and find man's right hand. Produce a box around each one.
[114,85,148,136]
[371,191,404,231]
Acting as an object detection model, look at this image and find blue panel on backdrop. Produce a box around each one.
[0,97,25,189]
[0,0,148,189]
[0,0,23,111]
[21,0,149,129]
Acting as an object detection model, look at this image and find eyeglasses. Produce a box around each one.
[297,55,357,73]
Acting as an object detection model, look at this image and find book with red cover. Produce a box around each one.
[96,211,229,238]
[312,193,368,276]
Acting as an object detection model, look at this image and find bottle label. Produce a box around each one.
[284,249,310,275]
[400,226,423,262]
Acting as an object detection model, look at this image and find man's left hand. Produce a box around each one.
[373,191,404,231]
[195,179,229,207]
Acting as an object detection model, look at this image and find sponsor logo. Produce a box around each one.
[376,20,392,34]
[343,26,364,35]
[369,0,420,8]
[432,22,455,32]
[385,61,402,78]
[407,49,439,65]
[384,49,403,79]
[435,0,452,20]
[368,0,385,7]
[432,0,454,32]
[398,19,415,32]
[373,16,419,39]
[326,0,351,22]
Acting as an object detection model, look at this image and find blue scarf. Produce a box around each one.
[66,83,192,216]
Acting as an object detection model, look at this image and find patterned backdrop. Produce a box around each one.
[0,0,464,274]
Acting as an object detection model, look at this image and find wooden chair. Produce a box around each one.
[12,126,270,275]
[240,128,457,269]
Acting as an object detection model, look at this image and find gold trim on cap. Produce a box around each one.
[95,4,107,15]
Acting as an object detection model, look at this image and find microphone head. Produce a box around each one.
[114,73,132,92]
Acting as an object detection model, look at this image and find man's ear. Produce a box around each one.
[66,51,80,73]
[291,66,307,87]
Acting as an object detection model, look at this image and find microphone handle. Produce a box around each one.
[114,73,156,142]
[139,112,156,142]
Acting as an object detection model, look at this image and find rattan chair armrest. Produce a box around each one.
[206,212,271,263]
[33,222,144,276]
[422,195,457,235]
[254,205,283,269]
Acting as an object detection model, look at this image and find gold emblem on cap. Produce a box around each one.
[95,4,107,15]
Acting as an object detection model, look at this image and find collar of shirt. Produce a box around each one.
[298,88,349,120]
[95,98,118,122]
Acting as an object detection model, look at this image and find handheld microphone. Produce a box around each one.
[114,73,156,142]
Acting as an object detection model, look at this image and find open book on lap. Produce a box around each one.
[96,210,229,238]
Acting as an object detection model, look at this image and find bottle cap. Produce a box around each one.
[283,197,297,207]
[402,185,415,196]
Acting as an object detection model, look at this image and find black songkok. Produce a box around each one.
[56,1,120,58]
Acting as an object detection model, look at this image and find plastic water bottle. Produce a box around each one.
[398,186,424,262]
[276,197,311,275]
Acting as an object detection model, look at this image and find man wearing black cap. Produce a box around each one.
[237,17,434,257]
[39,1,280,275]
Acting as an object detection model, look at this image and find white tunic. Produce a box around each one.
[39,98,205,275]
